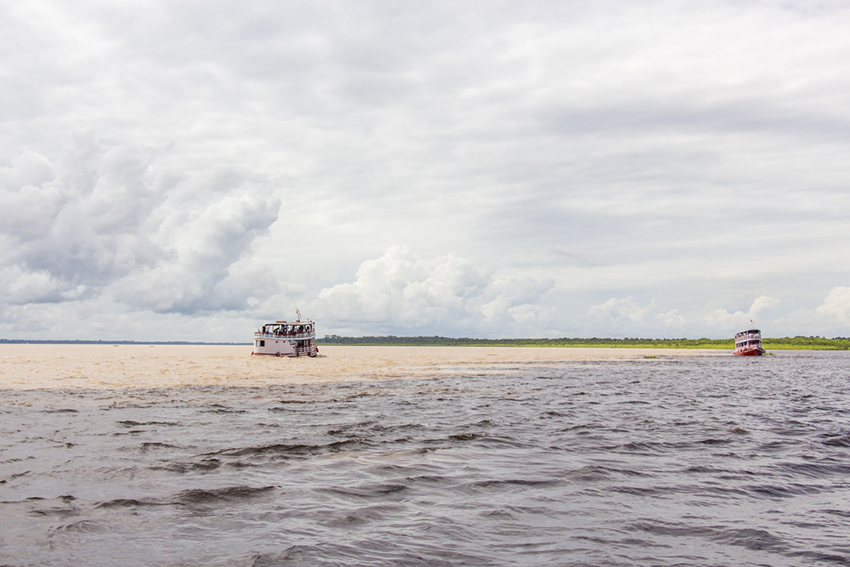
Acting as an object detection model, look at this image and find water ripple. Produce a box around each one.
[1,350,849,566]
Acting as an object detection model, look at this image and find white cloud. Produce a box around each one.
[312,247,553,336]
[704,295,781,329]
[1,137,281,317]
[0,266,67,305]
[816,287,850,323]
[586,295,787,337]
[590,296,656,325]
[588,296,688,335]
[112,190,281,313]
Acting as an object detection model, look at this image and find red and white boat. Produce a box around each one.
[734,328,766,356]
[252,309,319,357]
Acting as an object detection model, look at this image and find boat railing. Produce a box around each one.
[255,331,315,340]
[736,332,761,341]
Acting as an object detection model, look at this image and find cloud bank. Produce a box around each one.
[2,1,849,340]
[312,247,553,336]
[1,136,281,317]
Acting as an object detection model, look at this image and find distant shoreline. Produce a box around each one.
[319,336,850,350]
[3,336,848,350]
[0,339,249,346]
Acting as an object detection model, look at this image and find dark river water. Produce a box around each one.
[2,351,850,566]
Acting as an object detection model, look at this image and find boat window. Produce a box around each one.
[259,340,265,347]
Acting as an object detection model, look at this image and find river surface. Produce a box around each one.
[1,347,849,566]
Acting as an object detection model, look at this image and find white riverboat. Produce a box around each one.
[252,310,319,357]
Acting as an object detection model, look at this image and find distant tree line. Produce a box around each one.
[317,335,850,350]
[0,339,246,345]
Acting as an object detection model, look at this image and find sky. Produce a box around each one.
[2,0,849,342]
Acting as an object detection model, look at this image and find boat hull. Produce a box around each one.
[252,339,318,357]
[734,347,765,356]
[252,351,317,357]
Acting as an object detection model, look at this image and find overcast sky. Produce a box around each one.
[2,0,849,341]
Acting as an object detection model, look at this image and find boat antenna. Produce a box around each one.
[296,307,301,321]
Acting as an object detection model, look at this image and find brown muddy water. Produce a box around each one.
[1,346,849,566]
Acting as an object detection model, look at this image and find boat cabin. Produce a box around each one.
[253,318,319,357]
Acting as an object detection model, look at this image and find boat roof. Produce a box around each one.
[269,320,314,324]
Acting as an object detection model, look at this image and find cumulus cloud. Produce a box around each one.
[0,266,68,305]
[112,189,281,313]
[312,247,553,336]
[1,136,159,302]
[0,135,281,315]
[816,287,850,323]
[587,295,786,337]
[590,297,654,325]
[588,296,687,335]
[704,295,781,329]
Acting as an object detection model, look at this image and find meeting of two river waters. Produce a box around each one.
[2,345,849,566]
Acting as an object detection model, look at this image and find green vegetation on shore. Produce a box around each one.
[317,335,850,350]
